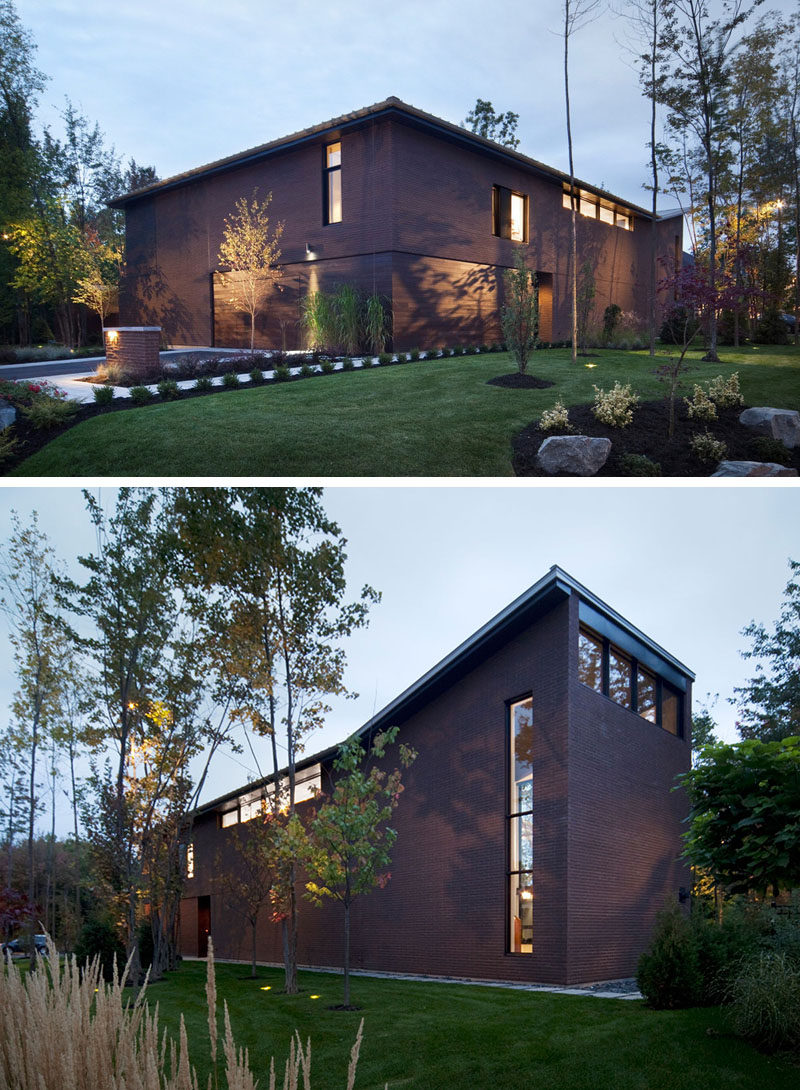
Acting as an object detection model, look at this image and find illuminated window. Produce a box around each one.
[508,697,533,954]
[323,141,342,225]
[186,842,194,879]
[615,210,632,231]
[221,809,238,828]
[493,186,527,242]
[563,187,634,230]
[580,194,597,218]
[599,204,614,225]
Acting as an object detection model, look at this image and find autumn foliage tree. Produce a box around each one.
[218,190,284,351]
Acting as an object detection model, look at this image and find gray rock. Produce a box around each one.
[739,407,800,449]
[0,398,15,432]
[712,460,798,477]
[536,435,612,476]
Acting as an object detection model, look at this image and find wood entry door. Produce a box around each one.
[197,896,211,958]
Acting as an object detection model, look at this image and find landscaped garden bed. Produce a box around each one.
[512,398,800,476]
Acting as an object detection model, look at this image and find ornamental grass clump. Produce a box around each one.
[591,382,639,428]
[727,950,800,1053]
[0,936,367,1090]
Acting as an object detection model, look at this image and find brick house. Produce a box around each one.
[112,97,683,351]
[180,566,693,985]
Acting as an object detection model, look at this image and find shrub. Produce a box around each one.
[156,378,180,400]
[364,292,390,354]
[453,345,465,356]
[539,400,571,432]
[439,347,451,358]
[637,902,701,1009]
[690,430,727,463]
[274,364,291,382]
[707,371,744,409]
[408,348,420,361]
[222,371,240,388]
[20,397,79,430]
[73,915,126,982]
[660,304,700,345]
[0,427,18,465]
[300,362,315,378]
[129,385,153,405]
[619,453,662,476]
[754,307,789,345]
[361,354,373,368]
[195,375,213,391]
[603,303,622,341]
[592,382,639,428]
[684,384,717,421]
[377,352,392,365]
[93,385,115,405]
[748,435,793,466]
[320,358,335,374]
[249,366,265,384]
[333,283,362,355]
[466,345,479,355]
[342,356,355,371]
[727,950,800,1052]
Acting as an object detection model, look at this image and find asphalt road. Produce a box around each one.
[1,358,102,380]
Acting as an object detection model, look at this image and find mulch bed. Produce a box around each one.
[512,399,800,477]
[487,372,555,390]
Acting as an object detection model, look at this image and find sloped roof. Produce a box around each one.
[195,565,693,816]
[111,96,679,222]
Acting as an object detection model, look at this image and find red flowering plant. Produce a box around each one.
[0,377,77,430]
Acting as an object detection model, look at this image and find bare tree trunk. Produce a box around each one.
[565,5,579,365]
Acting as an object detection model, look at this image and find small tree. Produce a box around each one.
[464,99,520,149]
[501,250,539,373]
[304,728,417,1008]
[218,190,284,352]
[576,259,596,354]
[214,814,276,978]
[73,228,122,342]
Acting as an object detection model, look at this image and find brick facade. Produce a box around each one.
[114,99,682,351]
[179,568,693,985]
[103,326,162,378]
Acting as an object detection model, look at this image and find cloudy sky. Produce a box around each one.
[14,0,795,213]
[0,484,797,831]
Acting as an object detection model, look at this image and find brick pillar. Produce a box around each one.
[104,327,161,381]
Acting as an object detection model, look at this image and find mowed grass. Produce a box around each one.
[11,345,800,477]
[146,960,799,1090]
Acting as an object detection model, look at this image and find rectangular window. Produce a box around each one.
[493,185,527,242]
[508,697,533,953]
[221,808,238,828]
[637,668,657,723]
[580,195,597,218]
[661,685,681,736]
[578,627,604,693]
[186,842,194,879]
[323,141,342,225]
[615,211,631,230]
[599,204,615,225]
[608,648,632,709]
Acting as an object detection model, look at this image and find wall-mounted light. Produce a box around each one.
[306,242,315,258]
[106,330,119,344]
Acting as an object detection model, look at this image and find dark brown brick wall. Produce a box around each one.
[179,593,690,985]
[121,114,681,350]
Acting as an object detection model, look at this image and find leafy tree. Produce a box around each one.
[680,736,800,897]
[171,487,379,994]
[734,558,800,742]
[304,728,416,1008]
[0,510,63,968]
[657,0,765,361]
[562,0,602,365]
[218,190,284,351]
[72,228,122,336]
[501,249,539,373]
[464,99,520,149]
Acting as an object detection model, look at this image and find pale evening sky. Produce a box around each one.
[14,0,797,216]
[0,484,797,831]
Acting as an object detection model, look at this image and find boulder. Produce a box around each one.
[536,435,611,476]
[739,407,800,449]
[0,398,15,431]
[712,460,798,477]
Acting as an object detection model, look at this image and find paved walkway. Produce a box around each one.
[187,958,642,1000]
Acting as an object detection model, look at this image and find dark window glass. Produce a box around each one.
[578,628,603,692]
[637,668,657,723]
[608,648,632,708]
[662,685,680,736]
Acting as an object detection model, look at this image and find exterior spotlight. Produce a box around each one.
[306,242,315,258]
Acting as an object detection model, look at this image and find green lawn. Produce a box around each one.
[144,960,798,1089]
[10,345,800,477]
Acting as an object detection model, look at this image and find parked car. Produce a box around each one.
[2,934,48,957]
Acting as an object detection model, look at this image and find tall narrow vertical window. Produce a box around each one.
[508,697,533,953]
[323,141,342,225]
[186,842,194,879]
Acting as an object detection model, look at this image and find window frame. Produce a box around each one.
[492,184,528,242]
[323,141,342,226]
[507,694,534,955]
